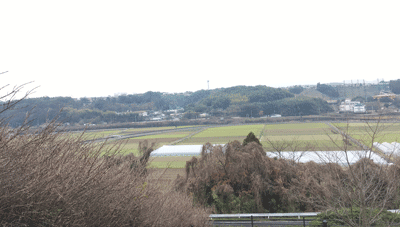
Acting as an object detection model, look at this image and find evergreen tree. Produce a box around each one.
[243,132,262,146]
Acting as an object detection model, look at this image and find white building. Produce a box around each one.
[353,103,366,113]
[199,113,209,118]
[339,99,366,113]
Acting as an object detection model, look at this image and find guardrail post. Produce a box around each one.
[251,215,254,227]
[303,217,305,227]
[323,219,327,227]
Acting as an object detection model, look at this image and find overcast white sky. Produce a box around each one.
[1,1,399,98]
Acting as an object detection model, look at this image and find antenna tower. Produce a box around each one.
[207,80,209,90]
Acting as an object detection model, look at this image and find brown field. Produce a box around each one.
[150,156,194,162]
[147,157,193,182]
[148,168,186,183]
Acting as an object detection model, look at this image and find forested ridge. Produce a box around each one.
[2,85,332,127]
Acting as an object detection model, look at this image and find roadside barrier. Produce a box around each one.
[210,210,400,227]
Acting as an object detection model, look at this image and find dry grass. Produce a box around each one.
[148,168,186,184]
[0,122,210,226]
[0,85,210,226]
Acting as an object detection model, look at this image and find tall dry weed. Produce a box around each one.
[176,141,304,213]
[0,86,209,226]
[176,140,400,215]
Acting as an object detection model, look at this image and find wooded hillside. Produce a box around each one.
[1,85,332,127]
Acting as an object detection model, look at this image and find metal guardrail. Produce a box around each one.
[210,210,400,219]
[209,212,320,219]
[210,211,400,227]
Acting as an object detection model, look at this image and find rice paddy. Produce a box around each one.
[333,122,400,146]
[83,121,399,169]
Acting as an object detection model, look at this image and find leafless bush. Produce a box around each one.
[175,141,304,213]
[0,84,209,226]
[264,136,314,163]
[177,120,400,225]
[299,118,400,226]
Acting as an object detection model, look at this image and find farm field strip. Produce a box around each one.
[263,140,360,151]
[102,128,203,155]
[333,122,400,128]
[180,136,244,145]
[260,122,345,151]
[70,130,123,140]
[71,125,204,141]
[193,125,264,138]
[149,156,194,169]
[113,127,204,140]
[93,122,397,170]
[332,122,400,145]
[263,122,329,130]
[121,125,197,133]
[263,134,341,141]
[171,127,210,145]
[333,123,400,135]
[132,132,193,139]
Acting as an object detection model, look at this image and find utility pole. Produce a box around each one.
[351,80,354,98]
[377,78,380,93]
[363,79,367,102]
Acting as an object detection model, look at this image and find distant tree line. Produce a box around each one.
[288,85,304,94]
[0,91,199,126]
[1,85,333,127]
[186,86,332,118]
[317,83,339,98]
[390,79,400,94]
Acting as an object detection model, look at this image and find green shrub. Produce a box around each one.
[310,208,400,227]
[243,131,262,146]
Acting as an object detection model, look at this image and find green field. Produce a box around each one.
[136,132,192,139]
[260,123,357,151]
[194,125,264,138]
[333,122,400,146]
[100,128,201,156]
[86,121,398,168]
[121,126,195,133]
[179,124,265,145]
[72,126,196,140]
[70,129,122,140]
